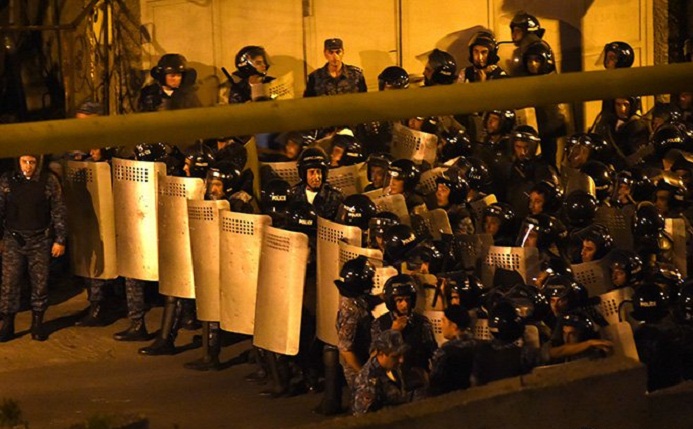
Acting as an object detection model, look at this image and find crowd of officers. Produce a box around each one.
[0,10,693,417]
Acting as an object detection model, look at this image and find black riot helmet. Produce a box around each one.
[523,40,556,75]
[441,271,483,309]
[297,147,329,183]
[632,201,665,240]
[335,194,378,231]
[511,125,541,158]
[331,134,365,166]
[580,160,613,203]
[516,214,565,251]
[366,152,394,185]
[576,223,614,261]
[134,142,168,162]
[387,159,421,192]
[285,200,318,235]
[543,275,589,313]
[216,140,248,171]
[405,241,446,275]
[383,274,418,313]
[566,133,613,166]
[184,142,215,178]
[382,224,420,266]
[206,160,242,198]
[468,30,500,67]
[608,249,644,287]
[455,156,492,192]
[631,283,669,323]
[564,190,598,228]
[235,46,269,79]
[483,110,516,136]
[483,202,517,237]
[529,180,564,214]
[435,167,469,205]
[508,283,551,323]
[617,167,656,203]
[654,172,688,210]
[150,54,195,88]
[510,11,545,40]
[652,123,687,159]
[614,95,642,119]
[261,178,291,215]
[676,281,693,323]
[425,49,457,86]
[603,41,635,69]
[367,211,400,249]
[334,256,376,298]
[561,312,599,342]
[439,129,473,162]
[378,66,410,90]
[488,301,525,343]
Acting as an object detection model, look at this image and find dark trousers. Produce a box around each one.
[1,233,52,314]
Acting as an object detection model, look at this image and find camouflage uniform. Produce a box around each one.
[0,169,66,314]
[336,295,373,389]
[428,331,475,396]
[304,64,367,97]
[371,312,438,373]
[352,354,411,415]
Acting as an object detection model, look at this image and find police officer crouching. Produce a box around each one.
[0,154,67,342]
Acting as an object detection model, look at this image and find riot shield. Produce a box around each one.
[356,163,370,192]
[220,211,272,335]
[188,199,229,322]
[600,322,640,361]
[260,161,300,186]
[268,71,295,100]
[595,206,633,251]
[454,233,494,274]
[157,176,205,298]
[327,163,363,196]
[316,216,363,346]
[371,266,398,319]
[597,287,635,326]
[338,241,383,269]
[561,166,596,197]
[665,218,687,277]
[411,209,452,241]
[64,161,118,280]
[366,193,410,226]
[391,123,438,165]
[469,195,498,226]
[417,167,447,196]
[424,310,446,347]
[481,245,540,287]
[515,107,539,134]
[253,226,309,355]
[571,259,612,297]
[112,158,166,281]
[473,317,492,341]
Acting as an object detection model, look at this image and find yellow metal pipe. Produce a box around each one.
[0,62,691,158]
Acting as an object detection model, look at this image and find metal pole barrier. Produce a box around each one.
[0,62,691,157]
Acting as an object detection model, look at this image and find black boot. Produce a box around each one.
[31,311,48,341]
[316,345,343,415]
[75,302,106,327]
[0,313,16,342]
[261,351,290,397]
[113,318,149,341]
[139,297,182,355]
[184,322,221,371]
[180,299,201,331]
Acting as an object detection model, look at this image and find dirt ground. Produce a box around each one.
[0,279,334,429]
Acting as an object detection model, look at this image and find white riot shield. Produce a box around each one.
[561,167,596,197]
[515,107,539,134]
[482,246,540,287]
[157,176,205,298]
[411,209,452,240]
[597,287,635,326]
[112,158,166,280]
[469,195,498,226]
[391,122,438,165]
[357,163,370,192]
[600,322,640,361]
[417,167,447,196]
[523,325,541,349]
[338,241,383,269]
[253,226,309,355]
[188,199,229,322]
[268,72,295,100]
[220,211,271,334]
[454,233,494,274]
[571,259,612,297]
[327,163,363,196]
[595,206,633,251]
[316,217,363,346]
[261,161,300,186]
[665,218,687,277]
[64,161,118,280]
[366,193,411,226]
[473,317,492,341]
[424,310,446,347]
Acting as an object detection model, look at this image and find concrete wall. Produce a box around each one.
[296,357,693,429]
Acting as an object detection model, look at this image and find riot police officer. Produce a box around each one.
[287,147,344,220]
[460,31,507,83]
[224,46,275,104]
[138,53,200,112]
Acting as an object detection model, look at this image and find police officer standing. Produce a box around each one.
[0,154,67,342]
[304,38,367,97]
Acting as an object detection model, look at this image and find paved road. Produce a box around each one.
[0,291,332,429]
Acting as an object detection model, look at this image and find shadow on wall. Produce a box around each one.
[187,61,218,107]
[359,50,397,92]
